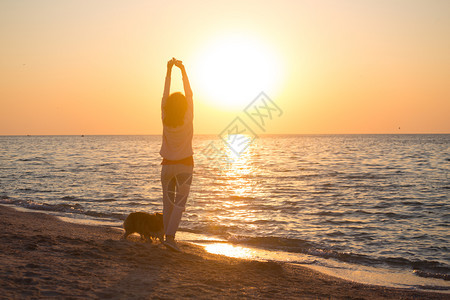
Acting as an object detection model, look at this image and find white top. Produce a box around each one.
[159,72,193,160]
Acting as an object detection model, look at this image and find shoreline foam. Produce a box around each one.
[0,204,446,299]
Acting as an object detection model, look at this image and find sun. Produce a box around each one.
[191,33,284,110]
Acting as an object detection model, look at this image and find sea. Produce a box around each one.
[1,134,449,292]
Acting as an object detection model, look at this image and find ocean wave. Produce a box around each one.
[313,211,345,217]
[0,198,80,212]
[379,212,411,219]
[413,270,450,281]
[0,198,127,222]
[179,221,449,279]
[183,223,243,239]
[220,234,450,280]
[61,196,79,201]
[229,236,314,251]
[324,219,366,225]
[83,210,126,221]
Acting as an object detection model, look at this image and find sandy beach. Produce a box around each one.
[0,205,446,299]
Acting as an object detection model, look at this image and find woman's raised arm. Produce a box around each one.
[162,59,175,109]
[174,60,193,98]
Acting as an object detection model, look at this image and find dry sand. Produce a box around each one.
[0,205,446,299]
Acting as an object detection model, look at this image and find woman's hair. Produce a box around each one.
[163,92,188,127]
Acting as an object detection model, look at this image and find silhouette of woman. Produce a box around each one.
[160,58,194,251]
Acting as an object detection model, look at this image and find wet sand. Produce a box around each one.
[0,205,446,299]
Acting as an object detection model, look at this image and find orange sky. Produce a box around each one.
[1,0,449,135]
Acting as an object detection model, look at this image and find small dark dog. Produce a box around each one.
[122,212,164,243]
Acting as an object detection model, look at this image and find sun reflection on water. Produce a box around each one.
[204,243,254,259]
[199,134,269,233]
[222,134,259,198]
[216,135,262,227]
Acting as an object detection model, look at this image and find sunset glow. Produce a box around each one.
[1,1,449,134]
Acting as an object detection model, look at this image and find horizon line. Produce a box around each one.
[1,133,449,137]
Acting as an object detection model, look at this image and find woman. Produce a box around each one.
[160,58,194,251]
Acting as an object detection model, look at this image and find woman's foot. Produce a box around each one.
[164,235,180,252]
